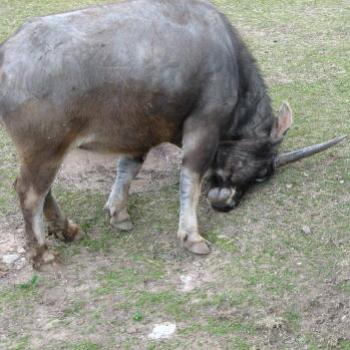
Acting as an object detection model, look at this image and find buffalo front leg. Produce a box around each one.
[178,125,219,255]
[105,155,143,231]
[178,167,211,255]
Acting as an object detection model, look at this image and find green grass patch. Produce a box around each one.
[132,310,143,321]
[19,275,39,290]
[339,281,350,295]
[206,317,256,336]
[338,340,350,350]
[62,301,86,319]
[95,269,142,295]
[0,275,40,306]
[9,336,30,350]
[134,291,187,319]
[283,307,302,331]
[67,341,101,350]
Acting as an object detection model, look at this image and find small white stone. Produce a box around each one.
[180,275,194,292]
[2,254,20,265]
[17,247,25,254]
[302,225,312,235]
[286,184,293,189]
[148,322,176,340]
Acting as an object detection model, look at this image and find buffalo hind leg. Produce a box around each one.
[178,123,219,255]
[15,152,83,269]
[44,190,84,242]
[15,162,59,269]
[105,155,144,230]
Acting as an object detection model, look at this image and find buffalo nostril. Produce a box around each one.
[218,188,232,201]
[208,187,221,202]
[208,187,233,203]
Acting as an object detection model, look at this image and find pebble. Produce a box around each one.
[2,253,20,265]
[17,247,25,254]
[180,275,194,292]
[302,225,312,235]
[148,322,176,340]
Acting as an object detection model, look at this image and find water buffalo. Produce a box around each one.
[0,0,344,269]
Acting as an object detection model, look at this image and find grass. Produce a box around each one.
[0,0,349,349]
[0,275,40,306]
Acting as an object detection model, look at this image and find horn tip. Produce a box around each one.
[333,135,347,144]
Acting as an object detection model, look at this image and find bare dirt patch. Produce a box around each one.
[0,215,31,283]
[57,143,181,195]
[300,279,350,347]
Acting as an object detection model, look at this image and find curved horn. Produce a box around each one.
[276,136,347,167]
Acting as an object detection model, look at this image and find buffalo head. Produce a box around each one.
[208,102,346,212]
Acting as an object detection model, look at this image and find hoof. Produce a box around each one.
[107,207,134,231]
[34,258,61,272]
[64,220,85,242]
[50,220,85,242]
[30,246,61,271]
[183,239,211,255]
[110,217,134,231]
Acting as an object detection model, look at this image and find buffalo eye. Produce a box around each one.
[255,168,268,182]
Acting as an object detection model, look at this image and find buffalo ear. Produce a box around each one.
[271,102,293,140]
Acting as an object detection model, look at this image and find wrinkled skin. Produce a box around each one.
[207,139,278,211]
[207,103,293,212]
